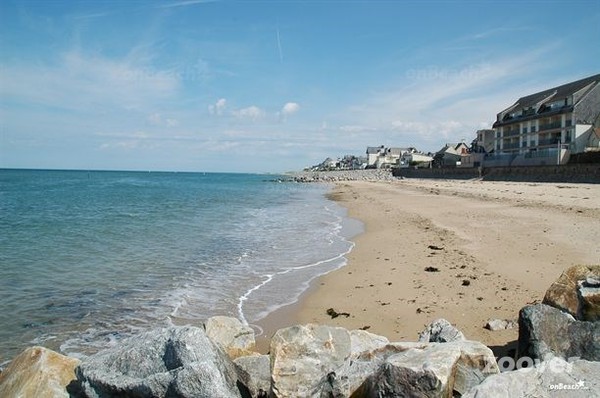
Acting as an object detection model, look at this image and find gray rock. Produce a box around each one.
[463,356,600,398]
[75,325,242,398]
[518,303,600,361]
[418,318,465,343]
[269,324,352,398]
[485,318,517,331]
[234,355,271,398]
[352,340,498,397]
[204,316,257,359]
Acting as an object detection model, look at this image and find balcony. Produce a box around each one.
[538,137,561,146]
[504,129,520,137]
[503,142,521,150]
[539,121,562,131]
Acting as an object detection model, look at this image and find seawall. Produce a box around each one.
[393,163,600,183]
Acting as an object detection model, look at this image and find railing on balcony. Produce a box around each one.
[538,137,561,146]
[504,129,520,137]
[503,142,521,150]
[539,121,562,131]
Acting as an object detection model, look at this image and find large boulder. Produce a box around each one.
[75,325,242,398]
[463,356,600,398]
[418,318,466,343]
[518,303,600,361]
[204,316,257,359]
[0,346,80,398]
[234,354,270,398]
[352,340,498,397]
[269,324,352,397]
[269,323,497,398]
[543,265,600,321]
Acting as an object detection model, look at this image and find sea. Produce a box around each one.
[0,169,361,364]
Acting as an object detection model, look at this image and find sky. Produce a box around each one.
[1,0,599,173]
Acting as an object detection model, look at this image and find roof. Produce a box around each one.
[366,146,384,154]
[516,74,599,110]
[494,73,600,127]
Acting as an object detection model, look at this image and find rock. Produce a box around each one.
[353,340,499,397]
[269,324,351,397]
[234,354,271,398]
[518,303,600,361]
[418,318,465,343]
[463,356,600,398]
[75,325,242,398]
[579,278,600,322]
[0,346,80,398]
[542,264,600,321]
[204,316,257,359]
[485,318,517,331]
[349,329,389,357]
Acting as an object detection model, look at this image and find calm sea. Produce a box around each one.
[0,169,360,363]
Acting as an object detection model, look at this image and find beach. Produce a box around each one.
[257,178,600,354]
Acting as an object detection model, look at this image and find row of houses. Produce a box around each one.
[309,73,600,171]
[412,73,600,169]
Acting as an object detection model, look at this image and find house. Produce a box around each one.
[433,142,469,167]
[400,152,433,168]
[459,129,496,168]
[366,146,415,168]
[366,146,385,167]
[473,129,496,153]
[491,73,600,166]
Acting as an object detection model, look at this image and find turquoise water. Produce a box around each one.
[0,169,359,363]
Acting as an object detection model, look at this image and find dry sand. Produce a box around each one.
[256,178,600,355]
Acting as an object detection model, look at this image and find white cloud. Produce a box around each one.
[0,50,179,112]
[232,105,265,121]
[281,102,300,116]
[208,98,227,115]
[279,102,300,122]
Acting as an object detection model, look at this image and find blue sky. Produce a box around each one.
[1,0,599,173]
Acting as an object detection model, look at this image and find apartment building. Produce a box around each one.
[492,74,600,165]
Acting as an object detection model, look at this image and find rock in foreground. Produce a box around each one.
[543,264,600,321]
[74,326,242,398]
[0,346,80,398]
[518,303,600,361]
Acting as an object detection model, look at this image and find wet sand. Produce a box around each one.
[256,179,600,354]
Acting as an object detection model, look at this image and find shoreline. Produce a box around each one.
[256,178,600,354]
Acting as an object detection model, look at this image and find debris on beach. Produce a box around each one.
[326,308,350,319]
[425,266,440,272]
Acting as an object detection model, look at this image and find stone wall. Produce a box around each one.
[393,164,600,183]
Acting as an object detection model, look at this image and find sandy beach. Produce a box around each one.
[256,178,600,354]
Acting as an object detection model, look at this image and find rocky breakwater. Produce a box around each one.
[2,265,599,397]
[290,169,397,183]
[0,317,499,398]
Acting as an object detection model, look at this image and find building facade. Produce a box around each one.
[492,74,600,165]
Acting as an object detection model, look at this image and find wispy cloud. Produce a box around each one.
[327,43,562,150]
[232,105,266,121]
[156,0,218,9]
[208,98,227,116]
[0,50,179,112]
